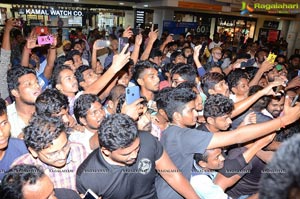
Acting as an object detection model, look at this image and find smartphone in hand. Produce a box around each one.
[118,37,129,54]
[267,53,277,64]
[291,94,299,107]
[83,189,98,199]
[96,40,110,48]
[125,86,140,105]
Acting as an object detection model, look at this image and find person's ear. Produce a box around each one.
[79,117,87,126]
[208,89,216,95]
[231,87,237,94]
[55,84,62,91]
[198,160,208,168]
[137,78,144,86]
[206,117,215,125]
[101,147,111,157]
[28,147,38,158]
[173,111,182,122]
[11,89,20,98]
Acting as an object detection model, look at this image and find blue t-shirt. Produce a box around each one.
[0,138,28,181]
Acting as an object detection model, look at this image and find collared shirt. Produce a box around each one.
[69,128,95,154]
[7,102,27,138]
[190,161,231,199]
[12,142,87,191]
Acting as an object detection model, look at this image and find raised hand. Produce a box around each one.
[148,24,159,43]
[122,26,133,38]
[111,43,130,73]
[121,98,145,121]
[135,33,143,46]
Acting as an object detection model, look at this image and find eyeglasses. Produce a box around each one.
[39,141,70,160]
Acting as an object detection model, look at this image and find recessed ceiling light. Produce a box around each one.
[249,14,253,17]
[144,4,149,7]
[277,17,280,20]
[119,2,124,5]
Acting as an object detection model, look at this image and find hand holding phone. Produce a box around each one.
[96,40,110,48]
[126,86,140,105]
[83,189,98,199]
[118,37,129,54]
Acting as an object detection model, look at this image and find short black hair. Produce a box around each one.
[248,85,269,112]
[51,65,73,88]
[171,64,197,84]
[24,115,69,152]
[164,87,196,122]
[227,69,249,93]
[66,49,81,60]
[203,94,234,119]
[259,134,300,199]
[132,60,158,82]
[35,89,69,117]
[98,114,138,151]
[201,72,225,96]
[74,94,102,125]
[0,164,45,199]
[170,50,183,63]
[7,66,37,97]
[0,98,7,116]
[75,65,92,90]
[194,151,209,163]
[155,87,174,111]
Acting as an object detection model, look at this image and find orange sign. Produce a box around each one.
[178,1,222,11]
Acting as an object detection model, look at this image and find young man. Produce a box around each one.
[170,64,197,87]
[133,60,160,101]
[76,114,200,199]
[12,115,87,191]
[73,94,106,153]
[0,98,28,181]
[0,164,81,199]
[262,94,285,119]
[155,87,300,199]
[191,131,273,199]
[7,66,42,138]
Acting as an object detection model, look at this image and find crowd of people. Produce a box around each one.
[1,17,300,199]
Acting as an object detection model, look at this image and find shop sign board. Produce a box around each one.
[19,8,83,16]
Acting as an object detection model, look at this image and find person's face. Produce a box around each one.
[152,56,162,66]
[174,54,186,64]
[82,69,99,87]
[82,101,105,131]
[233,78,249,97]
[211,80,229,97]
[139,68,160,92]
[0,113,11,150]
[137,108,152,131]
[23,175,57,199]
[104,137,140,166]
[209,114,232,131]
[57,69,78,95]
[266,97,284,118]
[193,88,203,111]
[36,132,71,168]
[183,48,193,58]
[171,74,186,87]
[209,67,223,74]
[258,77,268,87]
[110,39,118,51]
[73,55,83,70]
[178,100,198,127]
[63,44,71,52]
[267,68,279,82]
[74,44,83,54]
[117,72,130,87]
[250,43,258,52]
[212,50,222,60]
[14,73,41,105]
[213,35,220,43]
[291,57,300,68]
[277,57,286,64]
[203,148,225,170]
[256,51,267,64]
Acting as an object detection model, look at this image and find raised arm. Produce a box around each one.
[208,96,300,149]
[84,44,130,95]
[249,59,274,87]
[91,39,104,72]
[43,35,57,80]
[140,25,158,61]
[130,33,143,65]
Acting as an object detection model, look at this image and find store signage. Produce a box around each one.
[19,8,83,16]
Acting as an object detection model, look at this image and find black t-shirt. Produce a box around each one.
[76,132,163,199]
[156,125,213,199]
[220,147,266,199]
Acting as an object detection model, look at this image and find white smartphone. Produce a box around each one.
[83,189,98,199]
